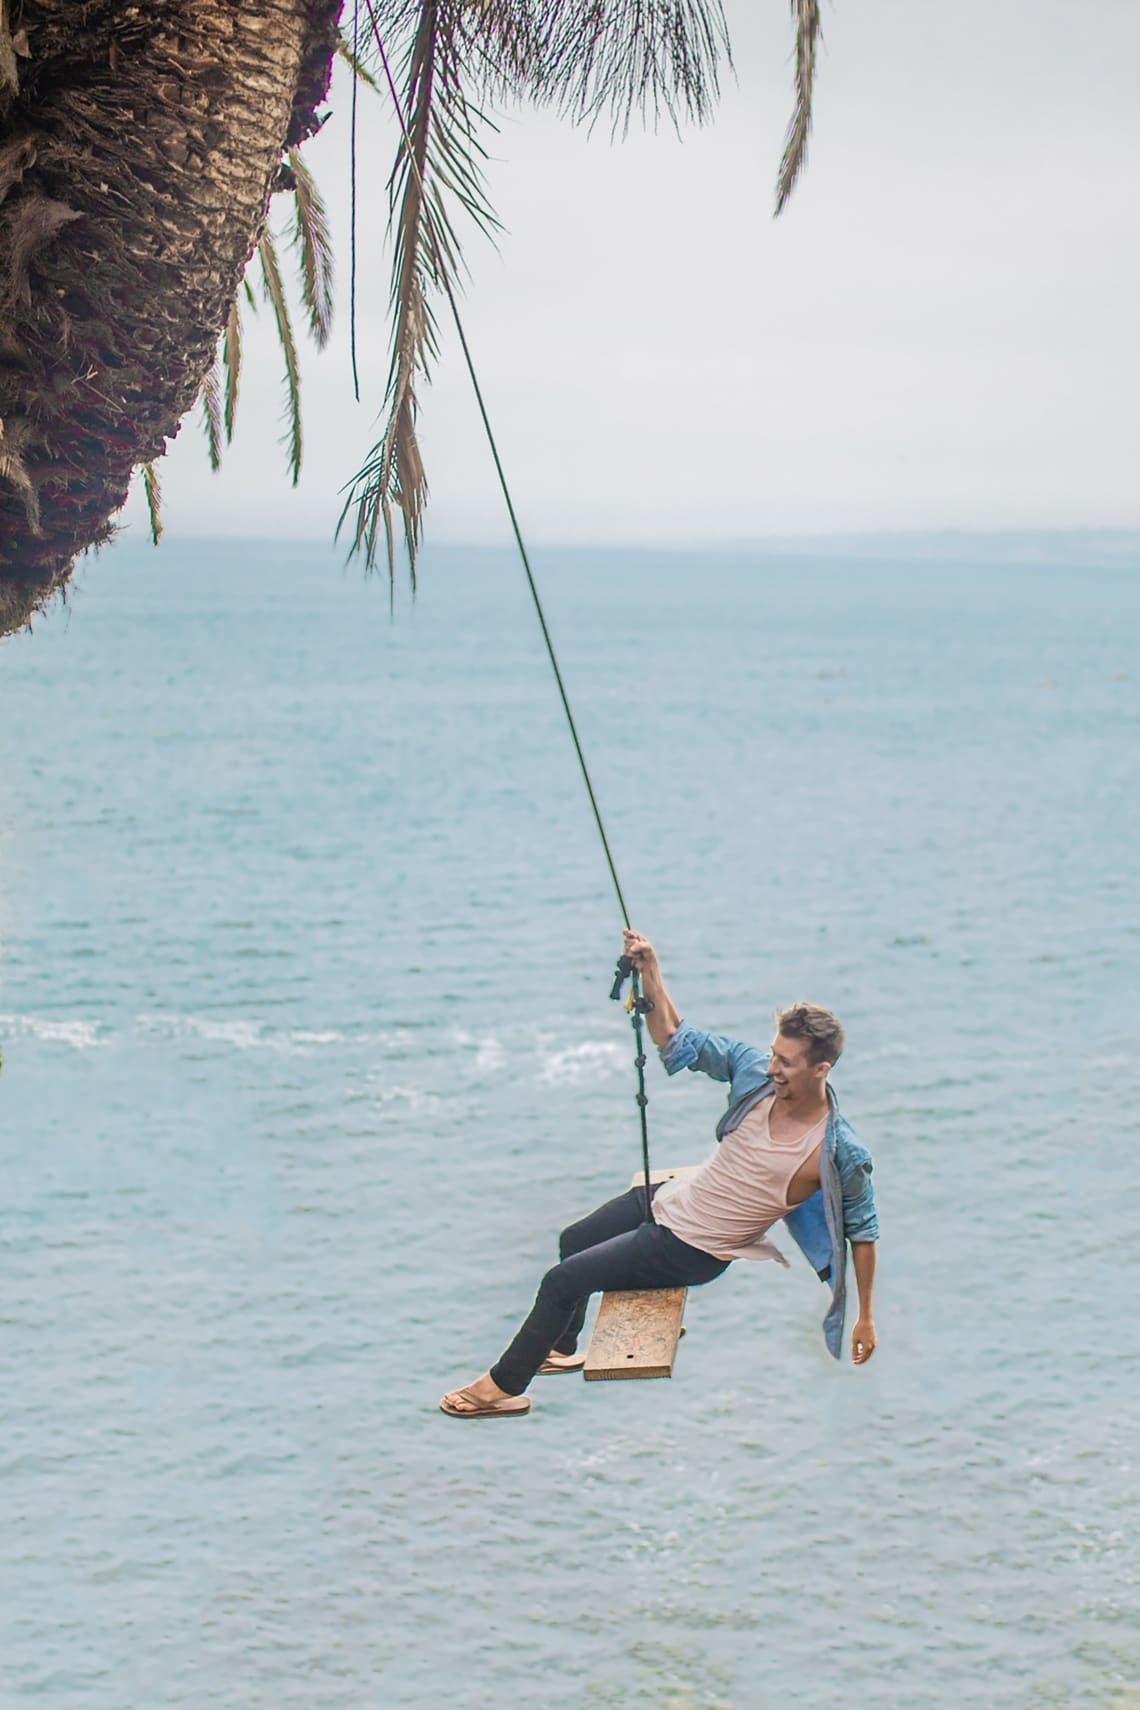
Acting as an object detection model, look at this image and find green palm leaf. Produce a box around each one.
[200,359,224,472]
[288,146,335,348]
[258,228,303,486]
[341,0,500,581]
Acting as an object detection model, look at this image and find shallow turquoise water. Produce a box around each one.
[1,539,1138,1709]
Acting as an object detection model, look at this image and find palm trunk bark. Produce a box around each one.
[0,0,341,637]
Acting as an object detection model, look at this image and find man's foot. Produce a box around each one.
[537,1350,586,1374]
[439,1372,530,1418]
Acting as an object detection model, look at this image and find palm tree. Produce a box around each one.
[0,0,341,636]
[0,0,819,638]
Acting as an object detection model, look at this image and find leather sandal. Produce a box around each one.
[439,1385,531,1419]
[537,1351,587,1374]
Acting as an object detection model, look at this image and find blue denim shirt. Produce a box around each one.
[659,1022,879,1360]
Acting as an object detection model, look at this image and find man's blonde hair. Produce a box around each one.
[774,1002,845,1067]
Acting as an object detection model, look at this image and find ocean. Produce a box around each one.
[1,536,1138,1709]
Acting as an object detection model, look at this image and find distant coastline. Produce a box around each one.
[123,526,1140,564]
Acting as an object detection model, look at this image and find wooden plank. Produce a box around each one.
[583,1287,688,1380]
[582,1166,699,1381]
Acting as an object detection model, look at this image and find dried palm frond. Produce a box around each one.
[287,145,334,348]
[142,460,163,544]
[341,0,500,581]
[222,295,242,442]
[774,0,820,215]
[200,359,224,472]
[258,227,303,486]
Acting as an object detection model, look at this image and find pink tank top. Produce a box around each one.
[652,1094,826,1262]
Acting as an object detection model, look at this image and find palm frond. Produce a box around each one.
[258,228,303,486]
[287,146,335,349]
[774,0,820,215]
[141,460,163,544]
[222,296,242,442]
[449,0,549,100]
[200,359,224,472]
[467,0,730,133]
[337,29,384,94]
[342,0,500,582]
[190,147,326,486]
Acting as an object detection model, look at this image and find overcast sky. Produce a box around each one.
[120,0,1140,549]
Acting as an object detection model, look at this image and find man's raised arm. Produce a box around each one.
[623,930,768,1087]
[623,929,681,1051]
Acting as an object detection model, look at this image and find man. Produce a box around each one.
[440,929,879,1418]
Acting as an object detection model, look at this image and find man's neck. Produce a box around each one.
[772,1087,829,1124]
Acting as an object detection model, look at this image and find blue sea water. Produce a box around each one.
[1,537,1138,1710]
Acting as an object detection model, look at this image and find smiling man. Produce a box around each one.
[440,929,879,1419]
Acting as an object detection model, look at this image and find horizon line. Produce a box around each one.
[106,523,1140,564]
[114,522,1140,546]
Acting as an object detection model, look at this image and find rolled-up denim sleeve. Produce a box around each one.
[840,1147,879,1243]
[659,1022,764,1084]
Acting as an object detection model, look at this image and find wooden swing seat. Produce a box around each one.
[583,1167,700,1381]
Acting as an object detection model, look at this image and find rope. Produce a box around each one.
[362,4,653,1210]
[349,0,361,402]
[361,0,630,927]
[629,971,654,1219]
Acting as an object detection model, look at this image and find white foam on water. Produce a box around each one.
[537,1039,627,1084]
[372,1027,417,1052]
[0,1013,106,1049]
[136,1015,354,1055]
[372,1083,442,1113]
[448,1028,506,1076]
[472,1037,505,1075]
[138,1012,269,1051]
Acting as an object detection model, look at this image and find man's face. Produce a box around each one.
[767,1032,827,1101]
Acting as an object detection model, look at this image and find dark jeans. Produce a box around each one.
[489,1185,731,1396]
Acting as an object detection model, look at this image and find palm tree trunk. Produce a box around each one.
[0,0,341,637]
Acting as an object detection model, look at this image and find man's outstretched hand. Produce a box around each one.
[851,1318,877,1364]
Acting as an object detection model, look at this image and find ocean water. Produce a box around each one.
[1,537,1138,1710]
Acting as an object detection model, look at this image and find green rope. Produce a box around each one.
[365,6,652,1213]
[362,0,631,929]
[629,971,654,1219]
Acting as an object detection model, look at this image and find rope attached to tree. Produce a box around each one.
[361,1,655,1211]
